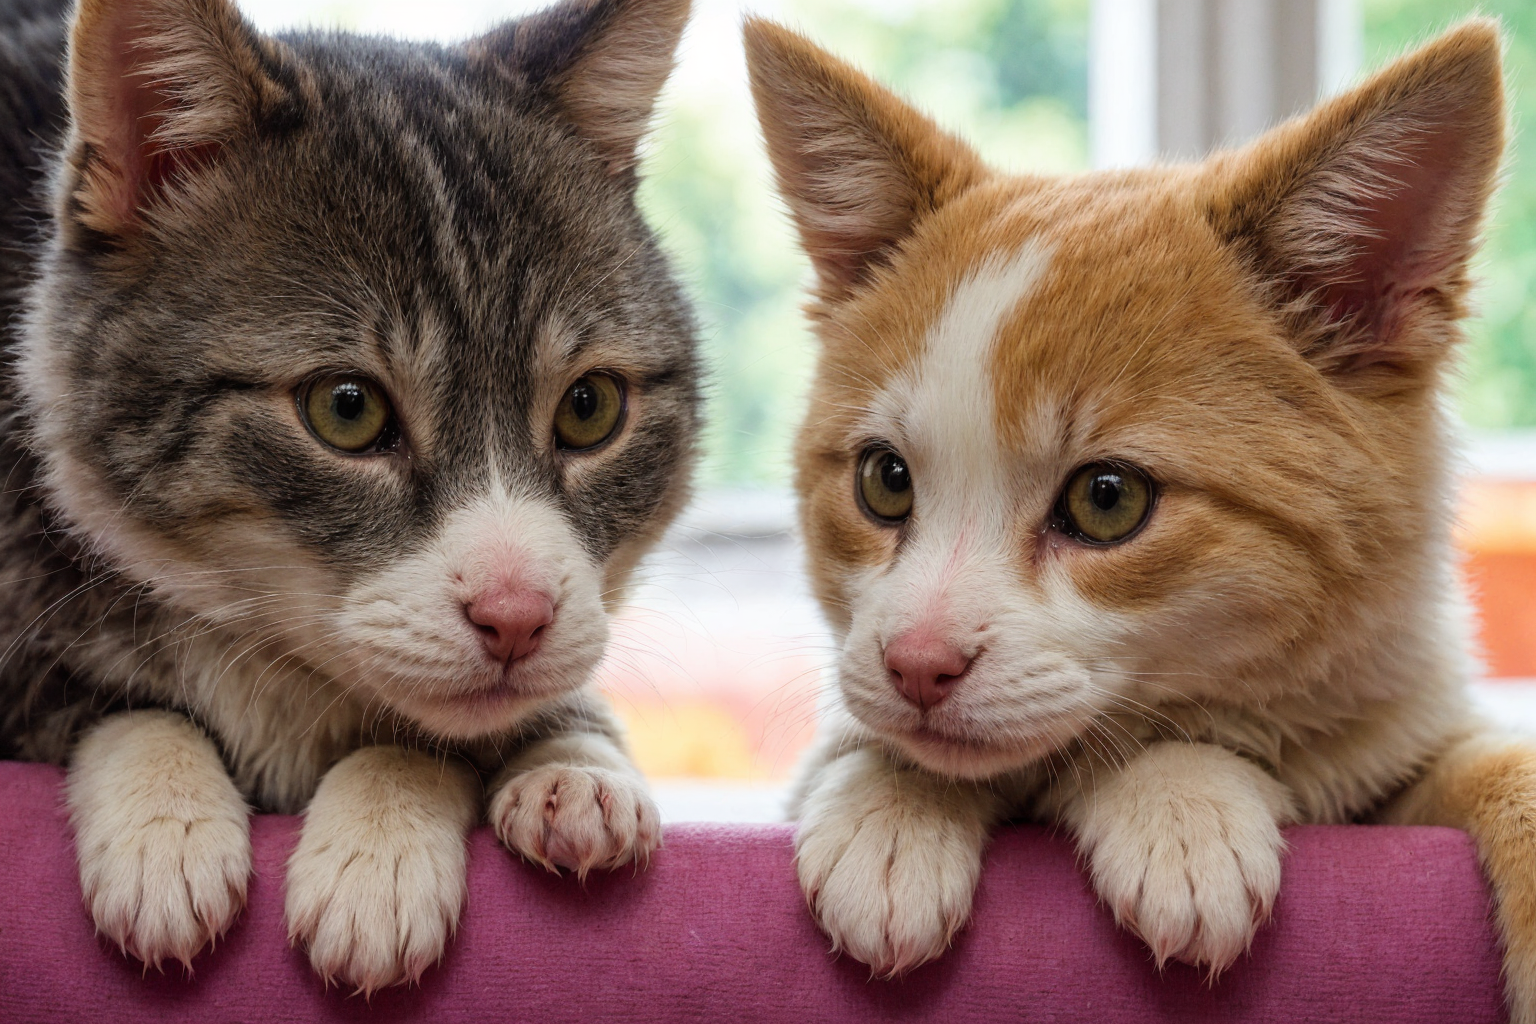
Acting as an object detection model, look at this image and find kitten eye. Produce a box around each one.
[300,375,393,454]
[858,446,913,524]
[554,373,625,451]
[1058,463,1154,544]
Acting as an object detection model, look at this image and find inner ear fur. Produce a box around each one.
[66,0,293,238]
[469,0,691,177]
[1207,18,1505,378]
[743,18,985,307]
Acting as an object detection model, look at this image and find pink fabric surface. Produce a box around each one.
[0,760,1507,1023]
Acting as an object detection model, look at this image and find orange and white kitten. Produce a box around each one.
[746,15,1536,1018]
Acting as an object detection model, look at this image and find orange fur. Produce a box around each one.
[749,15,1535,1014]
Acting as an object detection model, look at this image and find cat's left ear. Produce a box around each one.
[471,0,691,176]
[65,0,296,239]
[1208,18,1505,378]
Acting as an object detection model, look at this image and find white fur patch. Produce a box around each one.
[859,239,1061,638]
[856,238,1055,613]
[895,240,1054,457]
[868,239,1055,482]
[338,489,608,739]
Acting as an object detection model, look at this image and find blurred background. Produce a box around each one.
[238,0,1536,820]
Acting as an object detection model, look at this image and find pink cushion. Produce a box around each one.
[0,760,1506,1022]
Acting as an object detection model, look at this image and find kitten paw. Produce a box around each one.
[1076,744,1291,974]
[69,711,251,970]
[285,748,474,994]
[285,819,467,993]
[795,750,988,977]
[490,765,661,877]
[78,807,251,970]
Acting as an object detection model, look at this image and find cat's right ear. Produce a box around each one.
[743,19,984,306]
[1207,19,1504,380]
[65,0,295,240]
[471,0,691,177]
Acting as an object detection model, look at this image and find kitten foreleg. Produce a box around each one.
[793,744,1000,977]
[1382,732,1536,1024]
[1062,742,1295,974]
[487,731,661,876]
[67,710,252,970]
[284,746,477,994]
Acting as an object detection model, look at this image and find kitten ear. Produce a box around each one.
[1208,19,1505,378]
[743,18,985,305]
[65,0,291,238]
[473,0,690,176]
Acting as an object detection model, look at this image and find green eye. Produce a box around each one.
[554,374,624,451]
[1059,463,1154,544]
[858,447,913,523]
[301,375,393,453]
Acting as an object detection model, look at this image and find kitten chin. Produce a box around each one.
[878,726,1075,781]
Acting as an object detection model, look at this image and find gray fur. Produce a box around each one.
[0,0,700,810]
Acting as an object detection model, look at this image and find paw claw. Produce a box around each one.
[287,836,462,999]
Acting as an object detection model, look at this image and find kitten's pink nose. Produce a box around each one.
[884,633,971,710]
[465,588,554,665]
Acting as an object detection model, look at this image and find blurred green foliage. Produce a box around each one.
[1363,1,1536,428]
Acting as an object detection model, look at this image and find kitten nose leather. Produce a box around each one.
[466,588,554,664]
[884,634,971,710]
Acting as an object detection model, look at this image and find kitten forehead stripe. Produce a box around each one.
[917,239,1053,456]
[871,238,1054,487]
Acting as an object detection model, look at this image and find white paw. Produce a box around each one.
[77,808,250,970]
[285,832,463,994]
[1075,744,1292,973]
[68,711,251,970]
[490,765,661,877]
[794,750,989,977]
[284,748,475,994]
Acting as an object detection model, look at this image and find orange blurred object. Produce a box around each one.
[1461,480,1536,678]
[597,607,823,781]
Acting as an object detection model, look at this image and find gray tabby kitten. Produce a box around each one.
[0,0,698,992]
